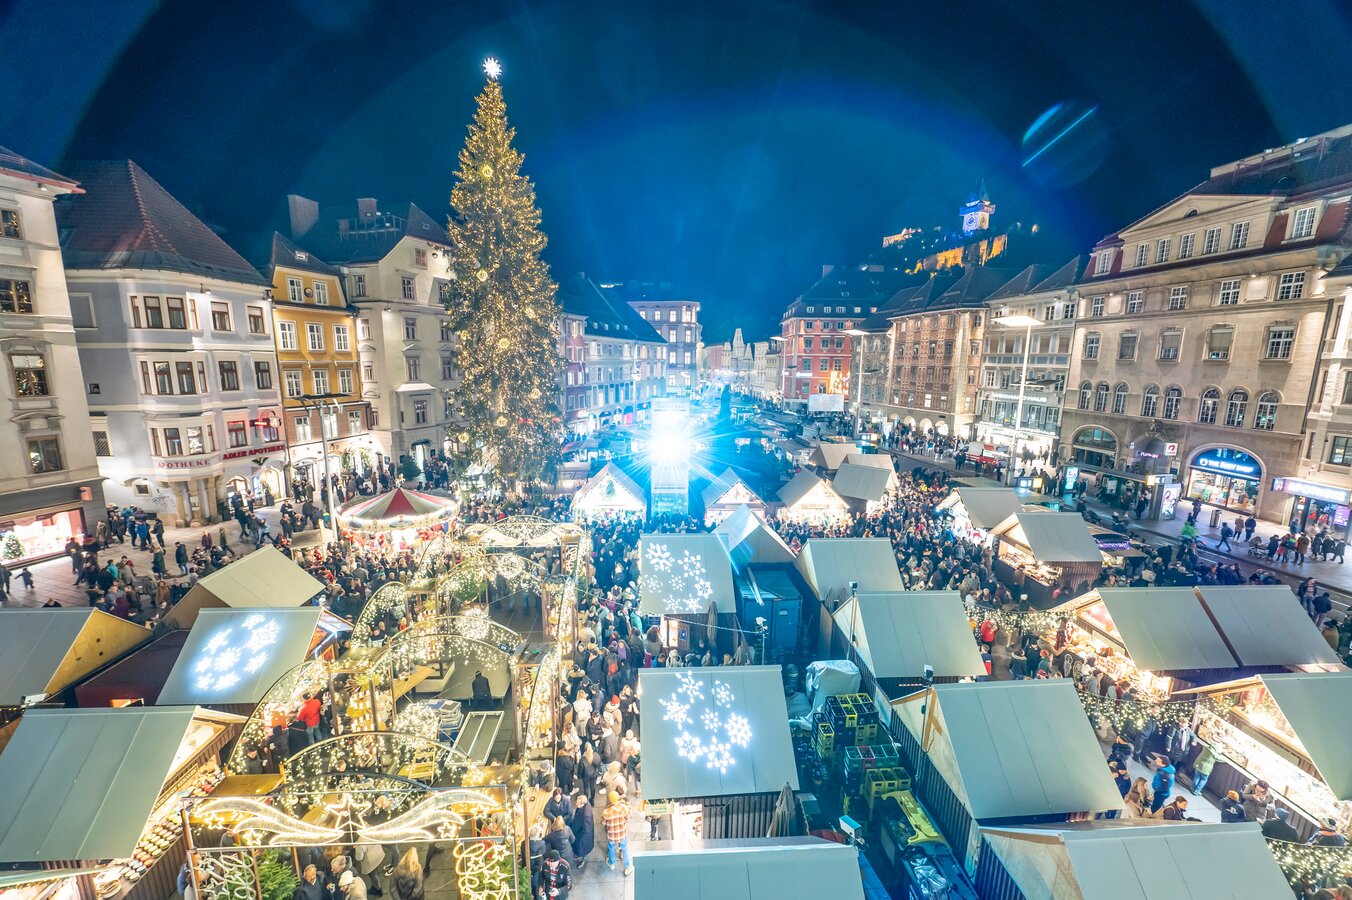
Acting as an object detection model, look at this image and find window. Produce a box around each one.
[70,294,95,328]
[353,274,367,297]
[1063,301,1076,319]
[1291,206,1317,239]
[358,318,371,340]
[1168,286,1188,310]
[210,301,231,331]
[1090,296,1105,317]
[440,320,452,342]
[338,368,353,394]
[278,321,297,350]
[1264,325,1295,360]
[1198,387,1219,424]
[804,321,814,330]
[1203,226,1221,255]
[0,279,32,314]
[10,353,48,396]
[362,362,374,383]
[306,322,324,351]
[818,358,829,371]
[313,282,329,306]
[1118,333,1138,360]
[333,325,350,352]
[1141,385,1160,417]
[413,400,428,424]
[143,296,163,328]
[802,337,813,351]
[176,361,197,394]
[414,248,428,268]
[1126,291,1144,314]
[401,276,416,300]
[441,356,454,380]
[1163,386,1182,420]
[403,318,417,340]
[1112,383,1129,414]
[1083,332,1101,359]
[348,410,363,434]
[287,277,303,303]
[312,369,329,394]
[0,209,21,239]
[93,431,111,456]
[1230,221,1250,250]
[406,356,421,381]
[1179,233,1195,259]
[294,416,312,443]
[1217,279,1241,306]
[167,297,188,329]
[218,360,240,391]
[284,369,303,397]
[1134,243,1149,267]
[1094,251,1112,275]
[26,437,61,473]
[1155,238,1171,263]
[1225,389,1248,427]
[1330,437,1352,466]
[1093,382,1109,412]
[149,361,171,395]
[162,427,183,456]
[1205,326,1234,360]
[1254,391,1279,431]
[227,421,248,448]
[254,360,272,390]
[1157,328,1178,359]
[247,305,266,334]
[1277,272,1306,300]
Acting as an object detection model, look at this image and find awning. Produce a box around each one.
[1197,585,1343,667]
[0,707,197,861]
[165,544,326,629]
[794,538,903,604]
[1092,587,1237,671]
[637,666,798,799]
[393,382,437,393]
[831,463,892,503]
[701,468,763,510]
[572,462,646,516]
[808,441,853,471]
[939,486,1025,530]
[639,533,736,615]
[833,591,986,678]
[157,607,323,707]
[981,821,1292,900]
[893,680,1123,820]
[633,837,864,900]
[0,609,150,706]
[999,511,1103,563]
[1250,672,1352,800]
[714,505,795,567]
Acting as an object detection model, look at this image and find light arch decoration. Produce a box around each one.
[281,731,477,787]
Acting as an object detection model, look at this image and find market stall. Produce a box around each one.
[989,511,1104,607]
[794,538,904,607]
[0,706,241,900]
[831,462,893,514]
[160,545,326,629]
[639,533,736,615]
[974,821,1292,900]
[336,486,458,550]
[891,680,1123,869]
[831,591,987,690]
[937,486,1025,544]
[714,504,795,568]
[74,630,189,708]
[638,666,799,841]
[0,609,150,711]
[777,470,849,524]
[1196,585,1343,670]
[845,452,898,486]
[633,837,866,900]
[808,440,854,472]
[701,467,766,525]
[570,461,647,521]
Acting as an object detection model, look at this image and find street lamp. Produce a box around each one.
[991,313,1043,486]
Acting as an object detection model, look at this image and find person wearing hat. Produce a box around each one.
[1242,780,1274,823]
[338,870,367,900]
[601,790,633,875]
[1309,817,1348,847]
[537,848,571,899]
[1261,808,1301,843]
[1219,790,1247,823]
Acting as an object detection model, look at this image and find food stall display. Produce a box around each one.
[989,512,1104,607]
[936,487,1024,545]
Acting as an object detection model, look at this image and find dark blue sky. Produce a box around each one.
[4,0,1351,337]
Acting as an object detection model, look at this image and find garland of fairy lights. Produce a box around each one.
[524,646,562,755]
[975,606,1073,639]
[281,732,475,787]
[1075,688,1195,731]
[1267,839,1352,888]
[351,581,410,644]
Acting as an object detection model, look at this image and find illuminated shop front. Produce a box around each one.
[1185,447,1261,513]
[1272,476,1352,540]
[0,505,86,564]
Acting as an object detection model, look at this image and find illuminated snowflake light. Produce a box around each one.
[661,673,752,775]
[704,740,735,772]
[483,57,502,80]
[677,672,705,702]
[187,613,285,696]
[675,732,704,761]
[726,713,752,747]
[700,709,722,732]
[712,681,734,707]
[645,543,673,572]
[660,697,691,728]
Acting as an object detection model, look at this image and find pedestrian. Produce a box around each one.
[1261,808,1300,843]
[1150,760,1175,813]
[18,568,32,591]
[570,794,595,870]
[1218,521,1234,552]
[1219,790,1247,823]
[1190,744,1216,795]
[1295,532,1310,564]
[601,790,632,874]
[545,817,574,869]
[175,542,189,576]
[1309,817,1348,847]
[536,850,571,900]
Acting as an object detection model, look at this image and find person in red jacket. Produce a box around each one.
[299,693,322,744]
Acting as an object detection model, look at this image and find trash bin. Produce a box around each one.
[1209,508,1221,528]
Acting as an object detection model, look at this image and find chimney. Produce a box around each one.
[287,195,319,240]
[821,264,835,276]
[357,198,378,218]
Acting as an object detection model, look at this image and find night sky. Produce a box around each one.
[5,0,1351,337]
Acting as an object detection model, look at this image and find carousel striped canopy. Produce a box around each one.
[337,487,458,530]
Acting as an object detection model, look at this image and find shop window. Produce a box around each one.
[1163,386,1182,420]
[1329,437,1352,466]
[1198,387,1220,424]
[10,353,48,397]
[1224,389,1248,427]
[1141,385,1160,418]
[1254,392,1279,431]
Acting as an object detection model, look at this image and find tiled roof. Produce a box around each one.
[987,264,1055,301]
[297,201,450,265]
[1031,256,1087,292]
[268,232,340,277]
[56,160,266,284]
[0,145,79,189]
[1189,131,1352,198]
[558,273,665,343]
[930,266,1019,310]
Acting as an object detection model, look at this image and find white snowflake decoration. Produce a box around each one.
[712,681,734,707]
[645,543,673,572]
[725,714,752,747]
[700,708,722,732]
[660,697,692,728]
[675,732,704,761]
[677,672,705,702]
[704,740,735,772]
[661,674,752,774]
[188,613,284,695]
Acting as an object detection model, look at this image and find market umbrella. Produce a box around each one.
[732,636,754,666]
[766,782,802,837]
[706,600,718,647]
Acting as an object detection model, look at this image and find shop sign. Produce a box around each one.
[221,443,287,462]
[1191,447,1261,481]
[990,392,1048,403]
[1164,442,1178,457]
[155,456,215,471]
[1271,477,1352,505]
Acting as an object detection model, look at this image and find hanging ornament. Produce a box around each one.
[476,269,489,282]
[480,164,493,179]
[458,432,471,443]
[495,415,508,427]
[529,388,541,399]
[497,337,511,350]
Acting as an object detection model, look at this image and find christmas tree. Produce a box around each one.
[443,60,563,484]
[1,533,23,560]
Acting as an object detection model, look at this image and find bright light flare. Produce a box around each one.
[483,57,502,80]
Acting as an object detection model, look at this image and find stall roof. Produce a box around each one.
[0,609,150,706]
[833,591,986,678]
[73,630,189,709]
[571,462,646,515]
[639,533,737,615]
[808,441,854,471]
[163,545,325,629]
[701,468,763,510]
[844,452,894,472]
[633,837,864,900]
[0,707,198,862]
[998,511,1103,562]
[638,666,798,799]
[981,821,1292,900]
[714,505,795,567]
[1091,588,1237,672]
[778,470,831,507]
[1197,585,1343,667]
[940,486,1025,530]
[831,463,892,503]
[794,538,903,605]
[894,680,1122,820]
[157,607,322,707]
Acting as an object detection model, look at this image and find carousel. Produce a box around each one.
[336,487,460,552]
